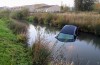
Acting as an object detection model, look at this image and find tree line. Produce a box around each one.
[74,0,99,11]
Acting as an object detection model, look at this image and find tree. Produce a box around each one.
[75,0,96,11]
[75,0,81,11]
[60,5,70,12]
[93,2,100,13]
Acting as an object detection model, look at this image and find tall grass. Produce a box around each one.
[28,13,100,36]
[7,19,28,34]
[10,8,29,20]
[0,10,10,19]
[31,33,76,65]
[7,19,28,44]
[32,35,51,65]
[27,16,38,23]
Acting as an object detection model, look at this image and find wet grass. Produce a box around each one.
[0,19,32,65]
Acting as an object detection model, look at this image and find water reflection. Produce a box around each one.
[27,24,37,47]
[78,32,100,49]
[27,24,100,65]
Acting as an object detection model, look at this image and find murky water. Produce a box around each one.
[28,24,100,65]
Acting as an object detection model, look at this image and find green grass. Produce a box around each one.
[0,19,32,65]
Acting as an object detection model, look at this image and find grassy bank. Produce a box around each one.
[0,19,32,65]
[0,10,51,65]
[27,13,100,36]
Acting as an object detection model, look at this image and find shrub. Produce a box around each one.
[55,16,66,28]
[11,8,29,20]
[38,17,44,24]
[7,20,28,34]
[27,16,38,23]
[0,10,10,19]
[27,16,34,22]
[93,3,100,13]
[44,14,53,25]
[32,36,51,65]
[16,34,27,43]
[94,24,100,35]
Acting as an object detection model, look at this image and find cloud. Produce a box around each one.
[0,0,74,7]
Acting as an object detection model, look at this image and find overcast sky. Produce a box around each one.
[0,0,74,7]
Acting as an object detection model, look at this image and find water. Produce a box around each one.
[27,24,37,46]
[28,24,100,65]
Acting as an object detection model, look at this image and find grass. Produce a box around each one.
[28,12,100,36]
[0,19,32,65]
[32,35,51,65]
[1,9,99,64]
[9,9,100,35]
[31,34,75,65]
[10,8,29,20]
[0,10,10,19]
[0,10,80,65]
[8,19,28,34]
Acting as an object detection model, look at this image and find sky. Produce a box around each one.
[0,0,74,7]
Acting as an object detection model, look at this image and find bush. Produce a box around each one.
[32,36,51,65]
[27,16,34,22]
[16,34,27,43]
[93,3,100,13]
[38,17,44,24]
[7,20,28,34]
[55,16,66,28]
[27,16,38,23]
[11,8,29,20]
[94,24,100,35]
[44,14,53,25]
[0,10,10,19]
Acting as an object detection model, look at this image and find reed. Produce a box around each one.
[7,19,28,34]
[10,8,29,20]
[29,13,100,35]
[0,10,10,19]
[32,35,51,65]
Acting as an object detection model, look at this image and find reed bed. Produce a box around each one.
[27,13,100,35]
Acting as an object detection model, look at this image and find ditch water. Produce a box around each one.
[27,24,100,65]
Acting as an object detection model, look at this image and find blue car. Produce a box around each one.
[56,25,78,42]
